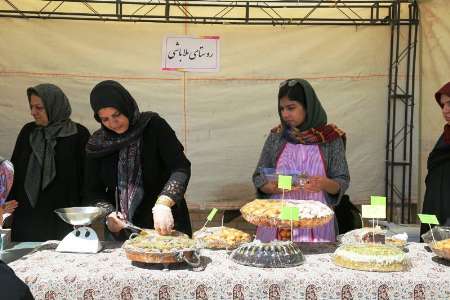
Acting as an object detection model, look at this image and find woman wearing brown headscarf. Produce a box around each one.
[420,82,450,237]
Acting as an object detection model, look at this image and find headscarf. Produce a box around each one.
[275,79,345,145]
[86,80,155,220]
[435,82,450,145]
[25,84,78,207]
[0,157,14,205]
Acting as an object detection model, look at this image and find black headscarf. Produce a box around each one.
[25,84,77,207]
[86,80,155,220]
[86,80,155,158]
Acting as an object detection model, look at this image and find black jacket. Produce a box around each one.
[0,260,34,300]
[84,115,192,237]
[8,122,90,241]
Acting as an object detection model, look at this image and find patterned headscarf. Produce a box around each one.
[25,84,78,207]
[0,157,14,205]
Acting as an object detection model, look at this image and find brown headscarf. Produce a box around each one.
[435,82,450,144]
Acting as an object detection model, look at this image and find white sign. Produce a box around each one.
[162,35,220,72]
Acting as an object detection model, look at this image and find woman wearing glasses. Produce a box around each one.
[252,79,350,242]
[84,80,192,240]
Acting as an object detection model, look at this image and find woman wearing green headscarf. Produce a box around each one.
[7,84,90,241]
[253,79,350,242]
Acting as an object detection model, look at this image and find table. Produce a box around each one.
[8,242,450,300]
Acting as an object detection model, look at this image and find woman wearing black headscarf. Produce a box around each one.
[7,84,90,241]
[84,80,191,239]
[420,82,450,237]
[252,79,350,242]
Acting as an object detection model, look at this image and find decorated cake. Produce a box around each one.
[240,199,334,228]
[230,240,305,268]
[193,226,252,249]
[332,244,410,272]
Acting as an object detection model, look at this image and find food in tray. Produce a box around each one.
[385,233,408,248]
[332,244,410,272]
[193,226,252,249]
[338,227,386,244]
[123,229,195,253]
[230,240,305,268]
[240,199,334,228]
[338,227,408,248]
[430,238,450,260]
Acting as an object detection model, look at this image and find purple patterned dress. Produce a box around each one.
[0,160,14,205]
[256,143,335,242]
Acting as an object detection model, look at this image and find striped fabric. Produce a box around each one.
[256,143,335,242]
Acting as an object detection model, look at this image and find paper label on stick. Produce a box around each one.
[361,205,386,219]
[280,206,299,221]
[417,214,439,225]
[278,175,292,190]
[207,208,218,221]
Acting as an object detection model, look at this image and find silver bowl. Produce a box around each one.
[54,207,104,226]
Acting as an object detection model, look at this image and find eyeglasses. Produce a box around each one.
[279,79,302,88]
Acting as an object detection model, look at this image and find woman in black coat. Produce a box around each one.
[420,82,450,236]
[8,84,90,241]
[84,80,191,240]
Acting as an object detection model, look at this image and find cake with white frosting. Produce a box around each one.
[332,244,410,272]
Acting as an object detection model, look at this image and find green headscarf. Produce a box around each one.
[278,78,328,132]
[25,84,77,207]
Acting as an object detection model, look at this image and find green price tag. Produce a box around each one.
[280,206,299,221]
[371,196,386,206]
[207,208,218,221]
[361,205,386,219]
[278,175,292,190]
[417,214,439,225]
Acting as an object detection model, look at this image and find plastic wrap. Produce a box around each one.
[193,226,251,249]
[230,240,305,268]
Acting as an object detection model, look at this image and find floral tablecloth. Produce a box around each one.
[8,242,450,300]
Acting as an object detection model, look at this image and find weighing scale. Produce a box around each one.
[54,207,104,253]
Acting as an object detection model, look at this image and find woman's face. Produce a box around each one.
[29,94,49,126]
[98,107,130,134]
[441,94,450,124]
[279,96,306,128]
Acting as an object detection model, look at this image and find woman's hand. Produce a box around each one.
[260,181,282,194]
[106,212,126,233]
[303,176,340,194]
[152,204,174,235]
[2,200,18,214]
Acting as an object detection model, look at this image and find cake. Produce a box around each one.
[332,244,410,272]
[240,199,334,228]
[193,226,252,249]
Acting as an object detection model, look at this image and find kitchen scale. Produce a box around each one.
[54,207,104,253]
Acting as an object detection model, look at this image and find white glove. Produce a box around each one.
[152,204,174,235]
